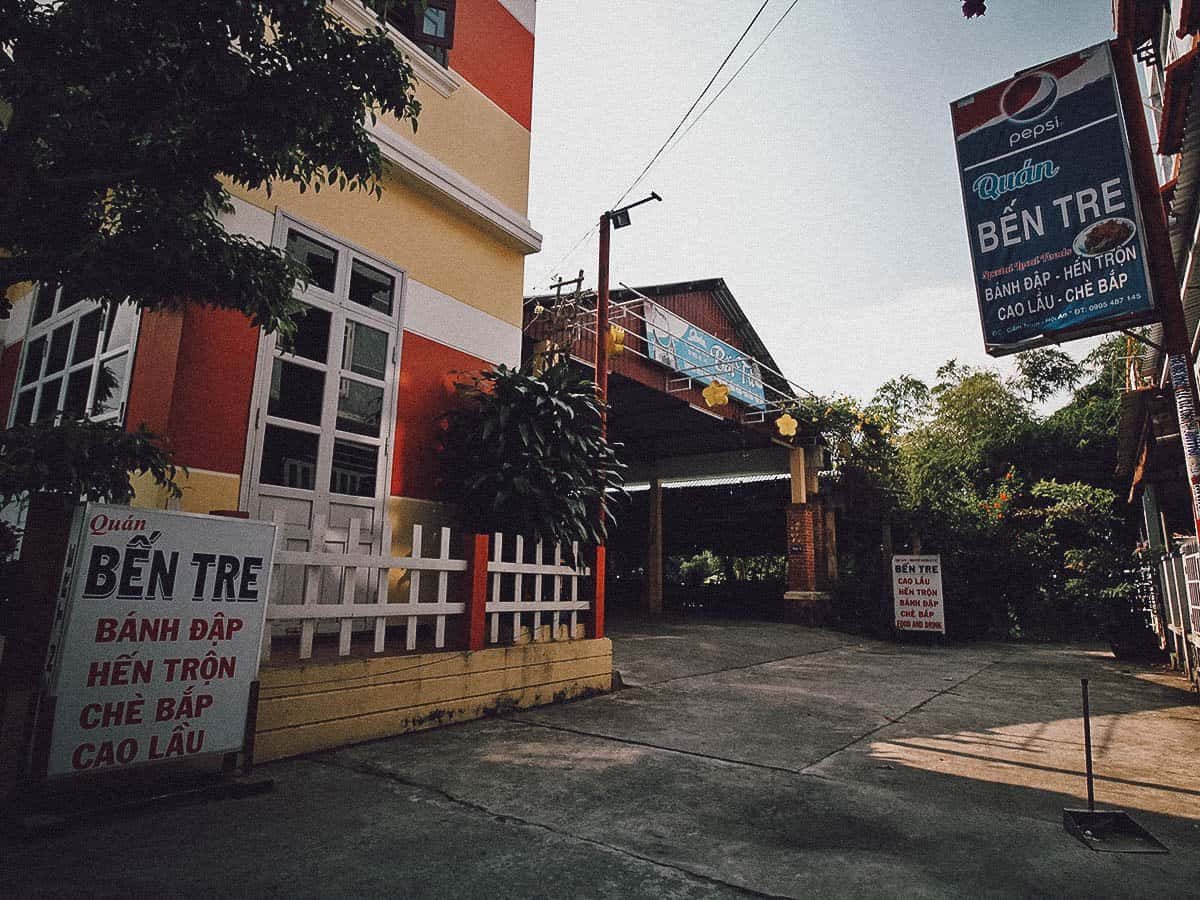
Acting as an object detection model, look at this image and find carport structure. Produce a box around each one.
[524,278,835,616]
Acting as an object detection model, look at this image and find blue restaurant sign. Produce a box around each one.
[951,42,1157,356]
[644,301,767,408]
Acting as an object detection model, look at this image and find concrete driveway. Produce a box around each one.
[6,619,1200,898]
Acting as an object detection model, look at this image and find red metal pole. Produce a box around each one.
[596,212,611,425]
[466,533,489,651]
[592,212,611,640]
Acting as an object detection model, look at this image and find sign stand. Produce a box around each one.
[4,503,278,835]
[892,554,947,639]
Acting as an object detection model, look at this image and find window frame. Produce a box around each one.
[381,0,456,65]
[6,283,140,429]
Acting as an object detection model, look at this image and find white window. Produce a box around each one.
[8,284,138,427]
[243,215,405,548]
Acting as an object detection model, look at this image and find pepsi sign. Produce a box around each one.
[1000,71,1059,123]
[951,42,1157,355]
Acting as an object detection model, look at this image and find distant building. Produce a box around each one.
[524,278,836,617]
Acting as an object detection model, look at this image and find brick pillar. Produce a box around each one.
[786,499,828,593]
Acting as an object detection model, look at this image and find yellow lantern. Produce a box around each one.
[775,412,798,437]
[606,324,626,356]
[702,380,730,407]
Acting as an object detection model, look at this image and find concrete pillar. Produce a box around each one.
[1142,485,1164,553]
[789,448,807,504]
[647,476,663,613]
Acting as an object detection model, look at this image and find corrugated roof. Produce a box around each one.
[526,277,797,403]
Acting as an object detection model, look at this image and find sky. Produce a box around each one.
[522,0,1118,404]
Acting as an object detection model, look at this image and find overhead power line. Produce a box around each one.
[538,0,790,289]
[668,0,803,152]
[610,0,772,210]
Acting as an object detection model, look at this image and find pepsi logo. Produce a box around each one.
[1000,72,1059,123]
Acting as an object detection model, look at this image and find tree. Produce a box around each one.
[867,375,931,434]
[1012,347,1082,405]
[1,2,426,528]
[438,362,626,551]
[0,0,422,339]
[802,342,1138,642]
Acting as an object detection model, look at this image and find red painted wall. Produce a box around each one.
[392,331,487,500]
[168,307,259,474]
[454,0,534,130]
[125,306,258,475]
[125,310,184,437]
[128,312,486,498]
[0,341,22,425]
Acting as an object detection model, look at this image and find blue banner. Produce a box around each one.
[644,302,767,408]
[951,42,1156,355]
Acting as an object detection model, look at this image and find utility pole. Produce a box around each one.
[596,211,612,436]
[592,192,662,638]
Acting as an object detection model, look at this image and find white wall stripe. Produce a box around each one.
[2,285,35,348]
[498,0,536,34]
[404,278,522,366]
[222,195,275,245]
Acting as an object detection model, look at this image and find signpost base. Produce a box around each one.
[3,765,274,839]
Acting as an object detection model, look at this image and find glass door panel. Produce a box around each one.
[246,221,402,568]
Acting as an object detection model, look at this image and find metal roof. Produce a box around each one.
[526,277,797,404]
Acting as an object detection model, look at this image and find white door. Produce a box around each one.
[244,217,404,579]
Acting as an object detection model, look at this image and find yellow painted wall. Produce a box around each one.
[388,496,453,546]
[255,637,613,762]
[228,172,526,328]
[382,79,531,216]
[129,468,241,514]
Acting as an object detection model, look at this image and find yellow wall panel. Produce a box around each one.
[254,638,613,762]
[382,79,531,215]
[228,175,525,328]
[129,468,241,514]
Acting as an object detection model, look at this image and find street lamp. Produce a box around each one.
[596,192,662,418]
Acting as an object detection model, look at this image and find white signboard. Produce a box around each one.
[892,555,945,634]
[43,504,276,778]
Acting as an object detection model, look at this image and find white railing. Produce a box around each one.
[264,512,592,661]
[486,533,591,645]
[1156,548,1200,680]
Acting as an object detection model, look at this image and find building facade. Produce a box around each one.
[1114,1,1200,674]
[1,0,540,554]
[524,278,835,617]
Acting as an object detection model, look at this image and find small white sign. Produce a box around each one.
[43,504,276,778]
[892,554,945,634]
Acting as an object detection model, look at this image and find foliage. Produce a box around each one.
[867,375,931,433]
[0,0,421,339]
[676,550,725,587]
[1012,348,1082,404]
[0,420,181,508]
[438,361,626,550]
[812,336,1137,642]
[0,2,420,524]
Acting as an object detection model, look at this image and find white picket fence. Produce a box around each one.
[487,532,591,646]
[263,512,591,661]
